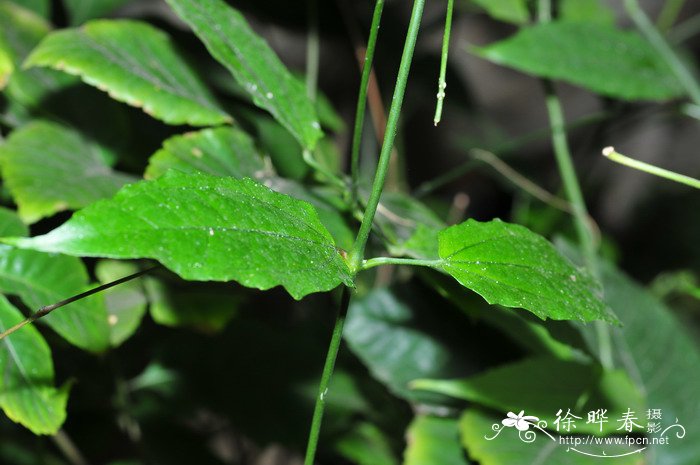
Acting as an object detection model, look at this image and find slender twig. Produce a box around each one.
[350,0,385,202]
[602,146,700,189]
[656,0,686,32]
[433,0,454,126]
[625,0,700,105]
[669,13,700,43]
[348,0,426,273]
[52,429,89,465]
[0,266,160,342]
[303,287,351,465]
[362,257,440,270]
[306,0,320,102]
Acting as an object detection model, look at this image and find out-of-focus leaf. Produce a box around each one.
[165,0,323,149]
[0,207,28,237]
[145,278,239,332]
[459,409,642,464]
[475,22,683,100]
[245,111,308,180]
[95,260,147,347]
[63,0,132,25]
[470,0,528,25]
[7,172,352,300]
[413,357,644,435]
[560,0,615,24]
[439,219,612,322]
[375,192,446,248]
[0,295,68,435]
[335,422,397,465]
[0,121,135,223]
[145,126,266,180]
[0,245,109,352]
[25,20,231,126]
[0,34,12,89]
[404,415,468,465]
[6,0,49,18]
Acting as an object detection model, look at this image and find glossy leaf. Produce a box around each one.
[404,416,468,465]
[0,207,28,237]
[413,357,644,435]
[475,22,683,100]
[7,171,352,299]
[471,0,528,25]
[63,0,131,25]
[0,295,68,435]
[460,409,642,464]
[0,245,110,352]
[0,121,135,223]
[25,19,231,126]
[145,127,266,180]
[165,0,323,149]
[438,219,612,322]
[95,260,147,347]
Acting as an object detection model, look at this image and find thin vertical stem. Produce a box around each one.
[625,0,700,105]
[350,0,385,201]
[433,0,454,126]
[306,0,320,102]
[348,0,426,273]
[52,430,89,465]
[303,287,351,465]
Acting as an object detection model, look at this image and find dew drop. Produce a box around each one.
[209,228,215,236]
[266,92,273,99]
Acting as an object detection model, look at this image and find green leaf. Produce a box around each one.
[0,294,68,435]
[438,219,612,322]
[404,415,468,465]
[0,245,110,352]
[164,0,323,150]
[0,207,28,237]
[7,171,352,299]
[63,0,131,25]
[0,121,136,223]
[144,278,239,332]
[25,19,231,126]
[95,260,147,347]
[560,0,615,24]
[145,127,266,180]
[335,422,397,465]
[470,0,529,25]
[245,111,308,180]
[475,22,683,101]
[0,34,12,89]
[413,357,644,435]
[6,0,49,18]
[459,409,642,465]
[344,285,474,403]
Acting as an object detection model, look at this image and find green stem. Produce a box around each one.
[348,0,426,273]
[303,287,351,465]
[543,82,613,370]
[603,146,700,189]
[625,0,700,105]
[362,257,440,270]
[433,0,454,126]
[351,0,385,202]
[669,13,700,43]
[656,0,686,31]
[537,0,551,23]
[306,0,319,102]
[52,430,89,465]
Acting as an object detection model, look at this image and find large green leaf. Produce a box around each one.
[63,0,131,25]
[0,245,110,352]
[413,357,644,435]
[165,0,323,150]
[7,171,352,299]
[0,121,135,223]
[404,415,468,465]
[475,22,683,101]
[24,19,231,126]
[460,409,641,464]
[145,126,266,180]
[438,219,612,322]
[470,0,528,25]
[0,295,68,435]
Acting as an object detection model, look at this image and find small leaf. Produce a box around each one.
[470,0,529,25]
[0,121,136,223]
[475,22,683,100]
[25,19,231,126]
[165,0,323,149]
[0,245,110,352]
[7,171,352,299]
[63,0,131,25]
[95,260,147,347]
[560,0,615,24]
[438,219,612,322]
[404,416,468,465]
[0,207,28,237]
[145,127,266,180]
[0,295,68,435]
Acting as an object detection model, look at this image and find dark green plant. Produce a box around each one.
[0,0,698,464]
